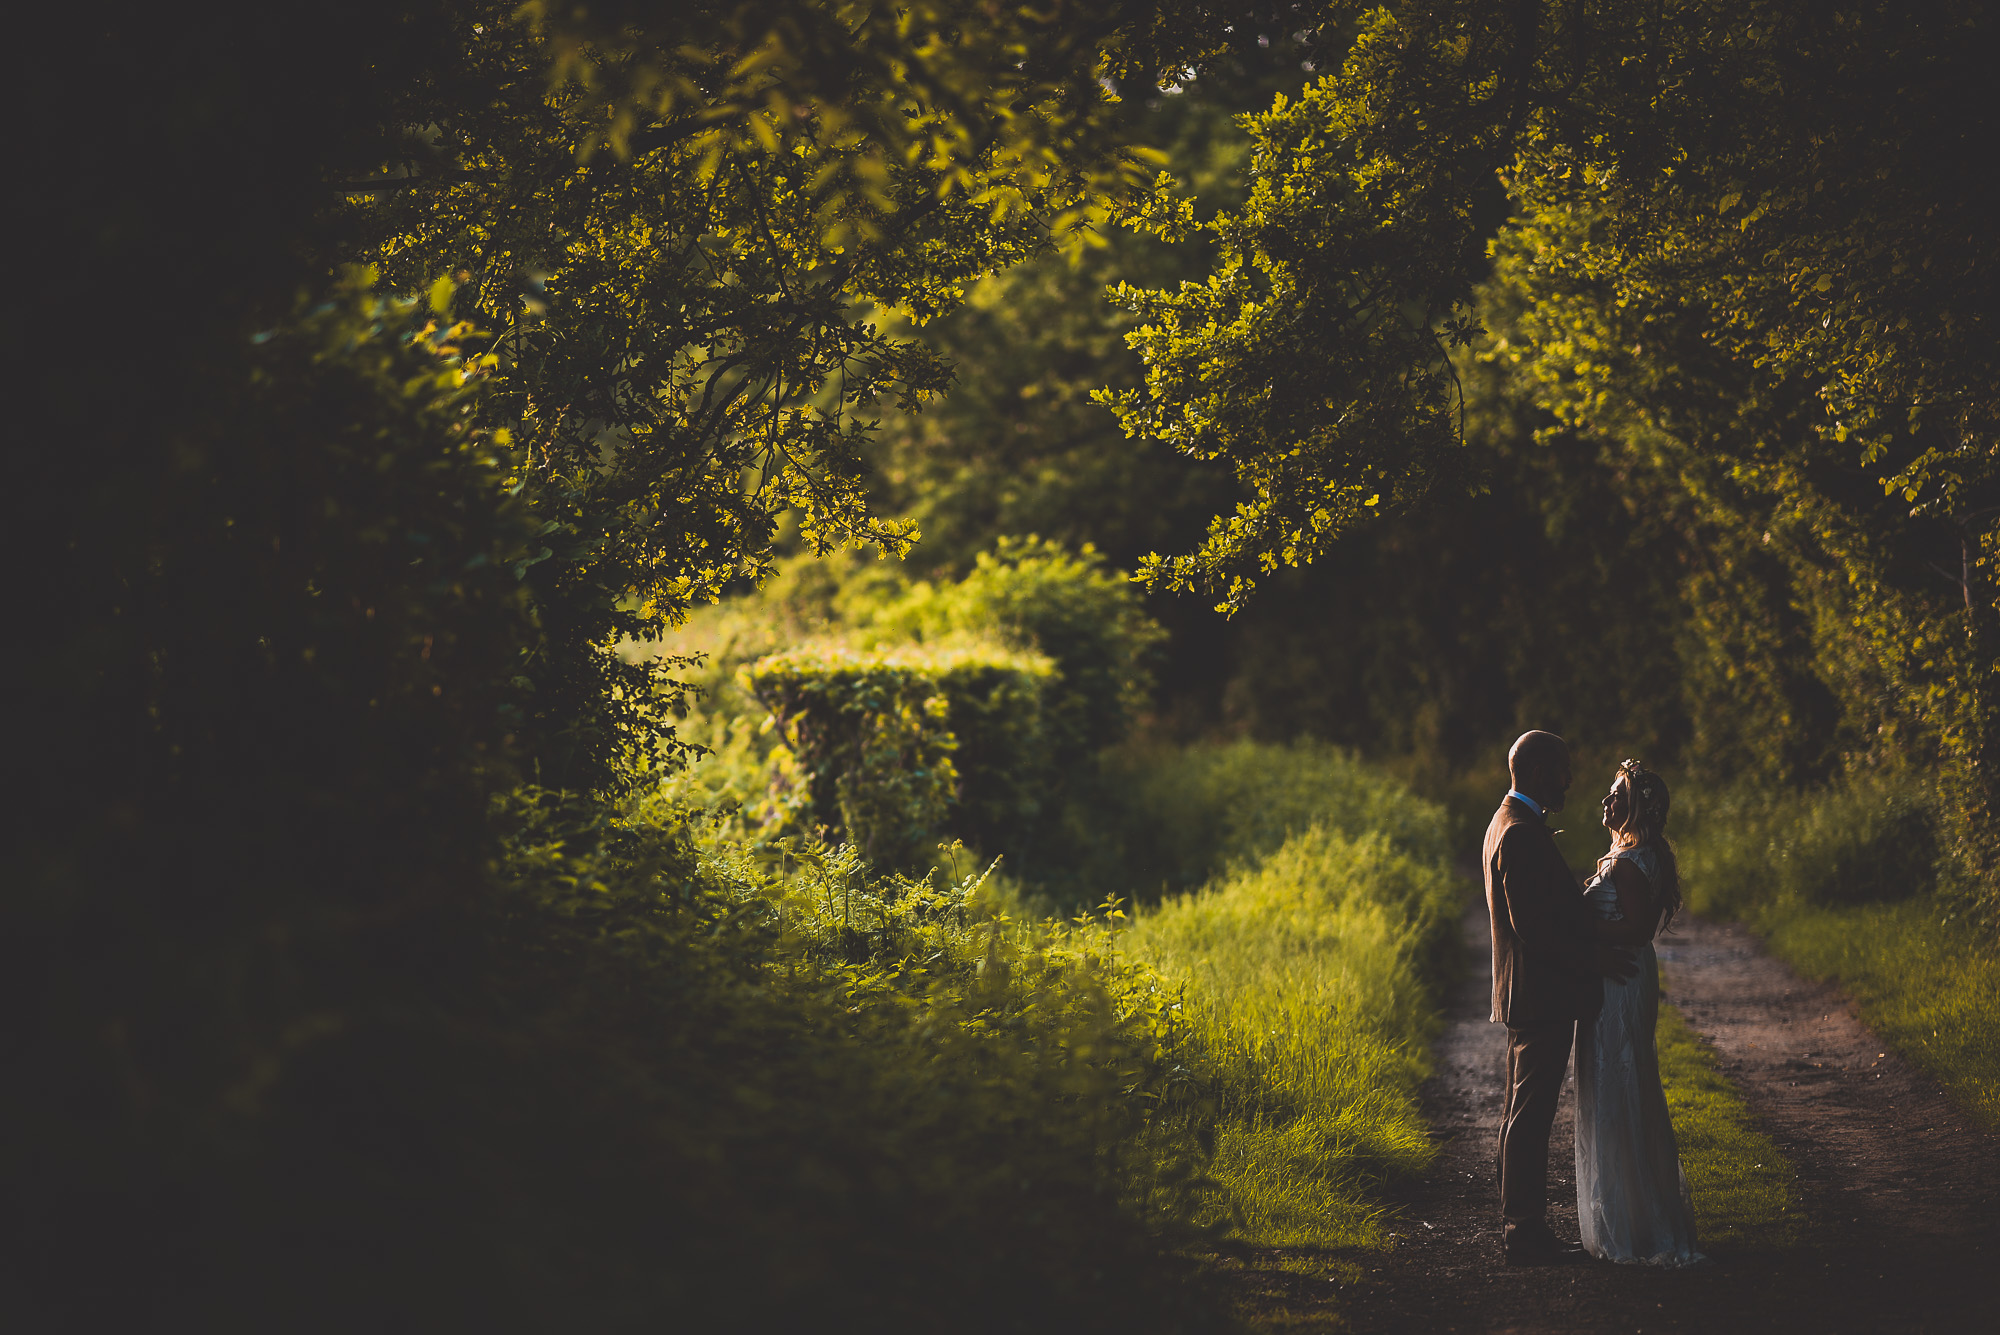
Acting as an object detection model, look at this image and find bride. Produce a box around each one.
[1574,759,1707,1267]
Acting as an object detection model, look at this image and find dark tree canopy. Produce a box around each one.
[1103,0,1998,903]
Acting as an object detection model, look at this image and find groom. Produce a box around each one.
[1484,731,1636,1266]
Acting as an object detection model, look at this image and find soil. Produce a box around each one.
[1211,896,2000,1333]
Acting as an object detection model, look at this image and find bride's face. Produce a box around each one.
[1600,779,1631,834]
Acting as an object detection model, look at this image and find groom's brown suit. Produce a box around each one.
[1485,797,1603,1230]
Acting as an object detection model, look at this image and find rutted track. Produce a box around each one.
[1222,897,2000,1333]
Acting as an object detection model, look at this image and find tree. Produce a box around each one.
[1111,0,1999,912]
[338,0,1227,791]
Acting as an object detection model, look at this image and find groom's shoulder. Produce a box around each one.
[1484,802,1534,855]
[1489,806,1554,856]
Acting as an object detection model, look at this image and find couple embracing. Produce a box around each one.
[1485,730,1707,1269]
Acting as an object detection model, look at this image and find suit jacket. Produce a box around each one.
[1485,798,1602,1028]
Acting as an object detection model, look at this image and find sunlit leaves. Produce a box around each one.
[337,0,1220,789]
[1102,4,1536,611]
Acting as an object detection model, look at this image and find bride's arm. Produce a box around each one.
[1588,860,1660,949]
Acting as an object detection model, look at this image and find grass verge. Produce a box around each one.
[1654,992,1805,1251]
[1754,901,2000,1131]
[1128,825,1460,1248]
[1676,777,2000,1134]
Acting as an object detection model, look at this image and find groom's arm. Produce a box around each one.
[1500,827,1631,979]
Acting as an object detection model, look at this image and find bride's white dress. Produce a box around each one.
[1574,845,1707,1266]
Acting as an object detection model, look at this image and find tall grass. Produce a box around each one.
[1112,739,1454,895]
[1677,775,2000,1132]
[698,741,1469,1255]
[1128,821,1462,1247]
[507,794,1229,1331]
[1677,775,1938,916]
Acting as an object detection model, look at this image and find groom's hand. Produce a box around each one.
[1592,943,1638,981]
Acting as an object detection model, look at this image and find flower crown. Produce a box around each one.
[1617,758,1670,826]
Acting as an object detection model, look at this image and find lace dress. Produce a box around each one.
[1574,845,1707,1267]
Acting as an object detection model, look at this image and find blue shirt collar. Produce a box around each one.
[1506,789,1546,819]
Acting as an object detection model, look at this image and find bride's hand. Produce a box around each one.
[1592,943,1638,981]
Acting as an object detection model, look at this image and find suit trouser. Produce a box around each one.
[1499,1019,1575,1226]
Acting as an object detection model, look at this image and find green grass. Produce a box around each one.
[1677,777,2000,1134]
[1755,901,2000,1131]
[1111,739,1455,894]
[1654,993,1806,1251]
[1127,825,1460,1247]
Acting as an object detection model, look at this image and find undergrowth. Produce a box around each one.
[495,791,1227,1333]
[1111,738,1455,897]
[1128,822,1461,1247]
[643,739,1464,1270]
[625,552,1465,1296]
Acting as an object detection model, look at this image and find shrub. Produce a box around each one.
[868,539,1168,895]
[652,540,1169,898]
[1676,774,1940,922]
[744,639,1055,868]
[872,537,1166,760]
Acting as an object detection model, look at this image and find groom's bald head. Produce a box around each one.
[1509,731,1572,812]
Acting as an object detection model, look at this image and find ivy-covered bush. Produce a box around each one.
[660,538,1168,895]
[745,639,1054,868]
[874,536,1166,764]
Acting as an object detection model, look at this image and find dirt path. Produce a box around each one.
[1221,899,2000,1332]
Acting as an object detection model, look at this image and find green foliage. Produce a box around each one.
[15,4,1230,1323]
[660,539,1169,894]
[1484,180,1996,907]
[875,537,1168,760]
[1129,823,1462,1246]
[1099,6,1510,612]
[1111,739,1455,895]
[440,794,1225,1333]
[1678,776,1942,920]
[693,828,1222,1234]
[1102,0,1999,915]
[339,0,1221,794]
[744,638,1054,867]
[861,92,1259,581]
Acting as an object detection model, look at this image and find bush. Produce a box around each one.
[1676,774,1940,922]
[674,540,1170,895]
[872,537,1166,760]
[867,538,1169,895]
[743,638,1055,869]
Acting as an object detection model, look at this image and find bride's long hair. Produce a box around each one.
[1598,758,1683,931]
